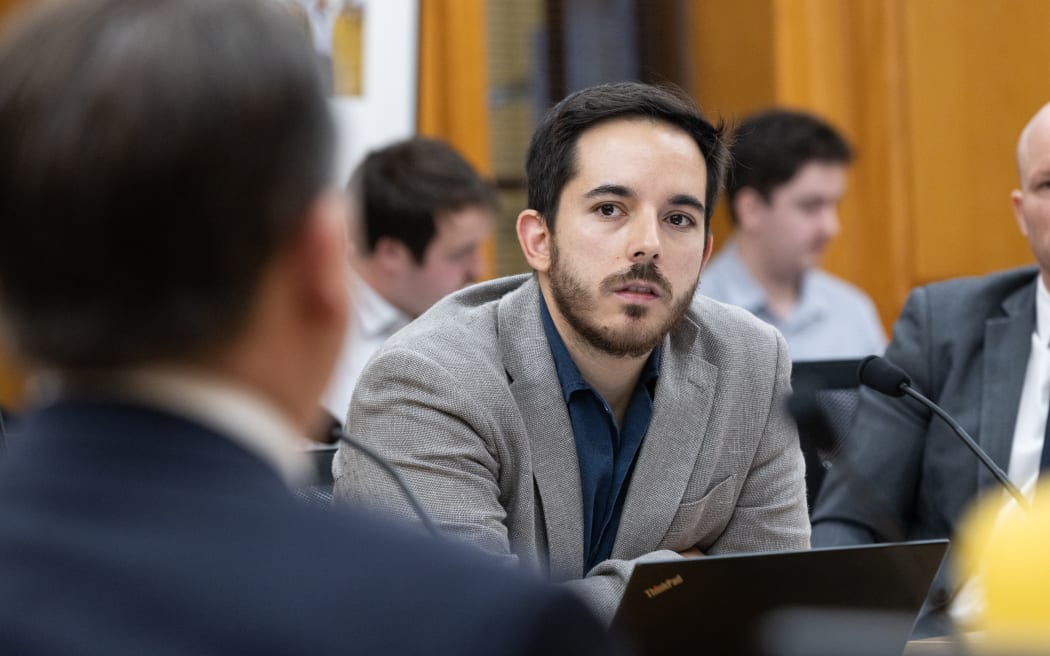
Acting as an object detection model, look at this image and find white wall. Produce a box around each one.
[328,0,418,186]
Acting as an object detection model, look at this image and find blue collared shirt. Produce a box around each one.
[540,295,660,572]
[697,239,886,361]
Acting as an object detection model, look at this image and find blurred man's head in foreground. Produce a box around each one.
[0,0,350,428]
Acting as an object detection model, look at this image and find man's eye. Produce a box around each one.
[597,203,620,217]
[667,213,694,227]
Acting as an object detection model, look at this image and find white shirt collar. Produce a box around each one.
[709,240,826,324]
[350,270,412,340]
[50,368,312,485]
[1035,274,1050,346]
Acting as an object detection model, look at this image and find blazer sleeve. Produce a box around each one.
[333,346,521,563]
[811,286,935,544]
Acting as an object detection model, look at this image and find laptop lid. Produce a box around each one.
[612,540,949,656]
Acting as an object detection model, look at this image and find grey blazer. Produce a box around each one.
[334,274,810,620]
[811,266,1040,636]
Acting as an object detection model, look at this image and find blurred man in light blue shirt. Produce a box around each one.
[699,109,885,361]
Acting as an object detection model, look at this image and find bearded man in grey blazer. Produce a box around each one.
[334,81,811,620]
[812,102,1050,638]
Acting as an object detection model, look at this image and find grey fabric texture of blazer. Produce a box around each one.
[811,265,1040,637]
[334,274,810,621]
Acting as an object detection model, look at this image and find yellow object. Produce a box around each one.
[958,481,1050,651]
[331,3,363,97]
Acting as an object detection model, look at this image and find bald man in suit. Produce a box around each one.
[813,103,1050,638]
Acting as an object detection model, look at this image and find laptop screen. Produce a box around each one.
[613,540,949,656]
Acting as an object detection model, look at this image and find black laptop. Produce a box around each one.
[612,540,949,656]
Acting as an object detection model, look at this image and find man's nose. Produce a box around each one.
[628,214,661,263]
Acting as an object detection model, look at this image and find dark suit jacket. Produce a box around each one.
[0,399,614,655]
[811,266,1040,637]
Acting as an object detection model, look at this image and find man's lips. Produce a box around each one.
[613,281,663,301]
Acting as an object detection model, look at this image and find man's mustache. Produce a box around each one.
[600,261,672,297]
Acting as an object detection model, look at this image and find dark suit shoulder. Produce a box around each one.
[917,266,1039,317]
[296,504,614,654]
[0,407,612,655]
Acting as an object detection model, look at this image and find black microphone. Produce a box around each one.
[857,355,1029,511]
[856,355,911,397]
[325,419,442,539]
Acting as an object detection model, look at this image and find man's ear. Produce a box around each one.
[1012,189,1030,239]
[516,209,552,273]
[734,188,767,233]
[371,235,416,277]
[292,190,351,320]
[699,231,714,272]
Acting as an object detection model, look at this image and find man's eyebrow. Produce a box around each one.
[584,184,635,199]
[669,193,706,215]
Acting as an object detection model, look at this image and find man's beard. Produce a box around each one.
[547,240,698,358]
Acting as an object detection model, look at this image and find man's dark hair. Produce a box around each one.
[0,0,334,370]
[525,81,729,235]
[727,109,853,223]
[349,137,496,263]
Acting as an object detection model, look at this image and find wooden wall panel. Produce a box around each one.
[0,0,25,16]
[417,0,491,174]
[771,0,914,330]
[688,0,776,118]
[903,0,1050,284]
[687,0,1050,333]
[687,0,776,250]
[417,0,495,278]
[836,0,914,324]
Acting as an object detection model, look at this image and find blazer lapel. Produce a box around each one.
[978,279,1037,491]
[612,316,718,558]
[499,277,585,580]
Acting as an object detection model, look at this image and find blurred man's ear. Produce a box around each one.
[733,188,767,233]
[343,200,364,262]
[293,190,351,321]
[371,236,418,277]
[516,209,552,273]
[230,190,350,432]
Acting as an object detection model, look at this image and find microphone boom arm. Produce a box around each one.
[335,432,443,539]
[901,385,1030,512]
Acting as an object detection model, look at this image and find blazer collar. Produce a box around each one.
[979,275,1039,491]
[498,276,716,577]
[613,312,717,560]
